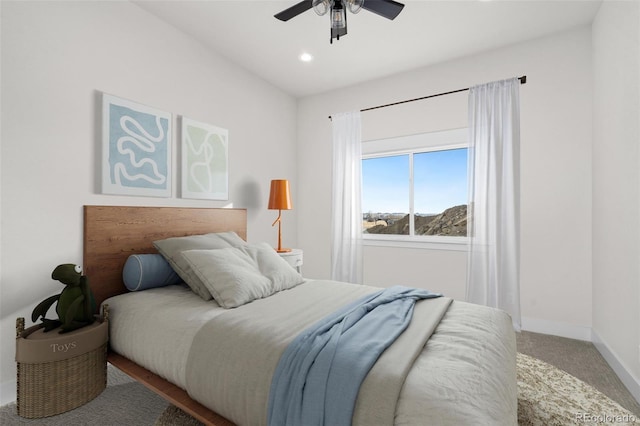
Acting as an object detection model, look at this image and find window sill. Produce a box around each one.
[362,236,469,252]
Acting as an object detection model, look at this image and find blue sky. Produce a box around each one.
[362,148,468,214]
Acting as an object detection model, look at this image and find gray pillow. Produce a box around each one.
[181,242,304,308]
[153,232,246,300]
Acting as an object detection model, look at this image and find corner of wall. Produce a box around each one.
[591,0,640,384]
[521,316,591,341]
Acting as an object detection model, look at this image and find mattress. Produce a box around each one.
[104,280,517,425]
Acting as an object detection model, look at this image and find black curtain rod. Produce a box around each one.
[328,75,527,120]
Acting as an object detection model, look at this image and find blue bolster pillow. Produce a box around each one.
[123,254,182,291]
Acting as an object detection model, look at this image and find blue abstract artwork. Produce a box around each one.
[102,94,172,197]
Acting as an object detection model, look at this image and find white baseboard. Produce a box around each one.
[0,379,16,407]
[521,316,592,341]
[592,330,640,405]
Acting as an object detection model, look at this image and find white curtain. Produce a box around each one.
[466,78,521,331]
[331,111,363,283]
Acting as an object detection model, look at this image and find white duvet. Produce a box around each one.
[105,280,517,425]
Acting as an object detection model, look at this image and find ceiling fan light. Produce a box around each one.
[331,6,346,28]
[313,0,332,16]
[345,0,363,14]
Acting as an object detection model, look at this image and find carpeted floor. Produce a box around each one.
[1,330,638,424]
[517,331,640,417]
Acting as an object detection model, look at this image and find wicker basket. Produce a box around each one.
[15,306,109,419]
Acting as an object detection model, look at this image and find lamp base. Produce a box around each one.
[275,248,292,253]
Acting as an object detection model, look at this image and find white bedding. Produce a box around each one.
[106,284,226,388]
[104,280,517,425]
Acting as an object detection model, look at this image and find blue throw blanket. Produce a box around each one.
[267,286,442,426]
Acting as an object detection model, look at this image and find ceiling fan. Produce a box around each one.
[275,0,405,44]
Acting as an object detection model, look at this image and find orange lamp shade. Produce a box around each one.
[268,180,292,210]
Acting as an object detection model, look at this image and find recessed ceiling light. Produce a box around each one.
[299,52,314,62]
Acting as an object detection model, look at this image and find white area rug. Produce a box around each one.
[517,353,637,425]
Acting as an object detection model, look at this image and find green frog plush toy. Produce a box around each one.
[31,264,96,333]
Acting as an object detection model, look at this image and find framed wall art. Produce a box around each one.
[102,94,172,197]
[181,117,229,200]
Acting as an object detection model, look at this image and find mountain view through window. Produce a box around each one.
[362,147,468,237]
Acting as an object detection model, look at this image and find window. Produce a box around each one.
[362,128,468,246]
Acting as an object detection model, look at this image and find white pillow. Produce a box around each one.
[180,242,304,308]
[153,232,247,300]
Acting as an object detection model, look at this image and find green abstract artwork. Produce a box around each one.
[181,117,228,200]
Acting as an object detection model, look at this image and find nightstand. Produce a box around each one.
[278,248,303,273]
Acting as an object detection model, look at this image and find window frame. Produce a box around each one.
[361,128,469,251]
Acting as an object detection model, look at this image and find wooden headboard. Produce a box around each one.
[83,205,247,309]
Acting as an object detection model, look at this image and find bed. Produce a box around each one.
[83,205,517,426]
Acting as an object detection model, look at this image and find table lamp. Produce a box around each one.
[268,179,292,253]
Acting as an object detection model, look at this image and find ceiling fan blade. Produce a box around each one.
[274,0,314,21]
[361,0,404,20]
